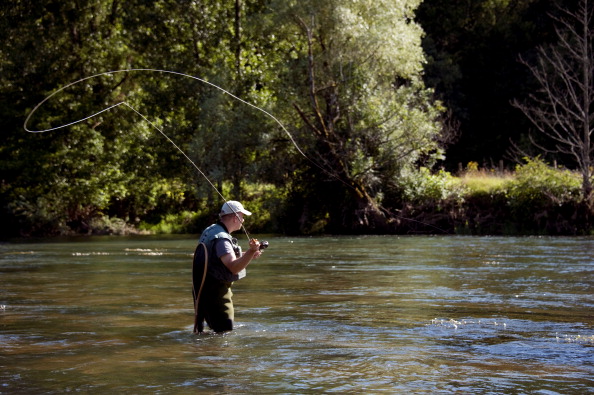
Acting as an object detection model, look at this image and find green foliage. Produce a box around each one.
[139,211,199,235]
[137,182,285,235]
[507,157,582,209]
[397,167,466,206]
[263,0,445,231]
[1,0,591,237]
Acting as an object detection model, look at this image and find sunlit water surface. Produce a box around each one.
[1,235,593,394]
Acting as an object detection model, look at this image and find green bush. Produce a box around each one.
[137,182,284,235]
[453,157,587,235]
[139,211,199,234]
[504,157,583,234]
[398,167,466,206]
[507,157,582,209]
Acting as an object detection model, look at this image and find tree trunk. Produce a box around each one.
[350,182,388,232]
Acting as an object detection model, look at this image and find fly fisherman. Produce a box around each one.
[192,201,263,333]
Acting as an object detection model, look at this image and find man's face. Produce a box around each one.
[234,213,245,230]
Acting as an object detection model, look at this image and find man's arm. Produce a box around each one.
[220,238,262,275]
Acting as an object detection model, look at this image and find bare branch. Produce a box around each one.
[511,0,594,202]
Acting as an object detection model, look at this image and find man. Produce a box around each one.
[192,200,262,333]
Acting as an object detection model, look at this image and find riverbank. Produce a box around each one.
[2,159,592,238]
[391,160,592,236]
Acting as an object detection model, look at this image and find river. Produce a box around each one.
[1,235,593,393]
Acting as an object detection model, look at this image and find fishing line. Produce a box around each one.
[23,69,273,239]
[23,68,448,235]
[25,68,352,184]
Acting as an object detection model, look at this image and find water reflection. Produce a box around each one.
[1,235,593,393]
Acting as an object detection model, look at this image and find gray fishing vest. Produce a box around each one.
[198,223,243,283]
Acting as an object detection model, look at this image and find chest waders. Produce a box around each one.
[192,224,240,333]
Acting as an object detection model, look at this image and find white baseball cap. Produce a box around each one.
[220,200,252,216]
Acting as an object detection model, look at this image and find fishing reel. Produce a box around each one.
[259,240,269,251]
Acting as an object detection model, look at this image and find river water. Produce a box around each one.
[1,235,593,394]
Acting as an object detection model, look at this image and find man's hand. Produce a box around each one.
[248,238,261,251]
[248,238,262,258]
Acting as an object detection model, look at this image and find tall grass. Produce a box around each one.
[458,169,514,193]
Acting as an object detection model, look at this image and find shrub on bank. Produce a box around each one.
[459,158,588,235]
[387,167,466,234]
[507,157,582,209]
[506,158,585,234]
[399,167,466,204]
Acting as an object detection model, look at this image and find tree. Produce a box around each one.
[512,0,594,205]
[1,0,142,235]
[265,0,444,232]
[1,0,216,235]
